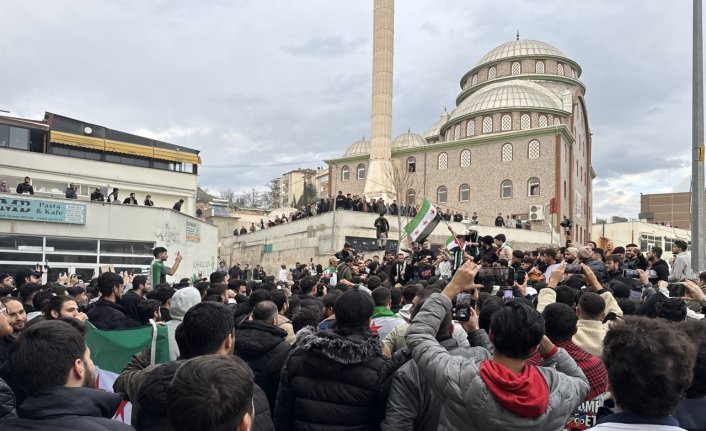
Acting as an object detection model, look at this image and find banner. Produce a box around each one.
[0,195,86,224]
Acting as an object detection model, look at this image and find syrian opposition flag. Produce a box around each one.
[445,235,459,251]
[85,322,170,424]
[404,197,440,243]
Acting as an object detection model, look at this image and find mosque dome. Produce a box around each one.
[475,39,569,68]
[392,131,426,150]
[449,81,563,121]
[342,139,370,157]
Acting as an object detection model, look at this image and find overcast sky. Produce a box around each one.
[1,0,701,220]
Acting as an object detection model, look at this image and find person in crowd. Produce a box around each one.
[669,240,692,281]
[64,183,77,199]
[0,180,10,193]
[136,299,161,324]
[406,261,589,430]
[164,286,201,361]
[233,300,290,413]
[14,268,40,289]
[318,291,340,331]
[151,247,182,287]
[270,289,295,344]
[120,274,149,323]
[172,198,184,211]
[572,292,608,357]
[275,287,393,430]
[374,213,390,250]
[2,320,133,430]
[296,276,324,312]
[43,295,88,322]
[0,302,15,422]
[647,246,670,283]
[15,177,34,195]
[85,272,141,329]
[494,212,504,227]
[107,187,119,203]
[89,187,104,201]
[144,194,154,206]
[494,234,513,261]
[66,284,89,307]
[0,273,13,297]
[122,192,138,205]
[623,243,648,271]
[592,317,696,430]
[674,319,706,430]
[371,286,405,339]
[0,298,26,367]
[18,283,41,314]
[167,355,255,431]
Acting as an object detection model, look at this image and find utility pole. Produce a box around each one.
[693,0,706,274]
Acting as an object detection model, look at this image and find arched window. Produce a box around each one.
[407,156,416,173]
[438,152,448,170]
[406,189,416,206]
[453,124,461,140]
[557,63,565,76]
[535,61,545,74]
[572,68,577,78]
[437,186,448,204]
[511,62,521,75]
[482,117,493,133]
[520,114,531,130]
[460,149,471,167]
[459,184,470,202]
[471,74,478,86]
[528,177,540,196]
[539,115,548,127]
[341,165,349,181]
[501,114,512,131]
[488,66,496,80]
[501,180,513,199]
[554,117,561,126]
[357,163,366,180]
[466,120,475,136]
[528,140,540,159]
[501,143,513,162]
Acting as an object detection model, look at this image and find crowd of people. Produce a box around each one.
[0,229,705,430]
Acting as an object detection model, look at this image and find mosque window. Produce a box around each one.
[539,115,548,127]
[357,163,366,180]
[572,68,577,78]
[512,62,521,75]
[520,114,531,130]
[437,186,448,204]
[535,61,545,74]
[454,124,461,140]
[528,177,540,196]
[554,117,561,126]
[471,74,478,86]
[406,189,416,206]
[407,157,416,173]
[501,115,512,131]
[488,66,496,80]
[501,180,513,199]
[460,149,471,167]
[459,184,470,202]
[438,152,448,170]
[557,63,565,76]
[482,117,493,133]
[528,140,541,159]
[501,143,513,162]
[341,165,349,182]
[466,120,475,136]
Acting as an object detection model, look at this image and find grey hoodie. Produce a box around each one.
[166,287,201,361]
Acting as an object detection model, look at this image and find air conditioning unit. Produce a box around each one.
[528,205,544,221]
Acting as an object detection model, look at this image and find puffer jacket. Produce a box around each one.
[274,326,394,431]
[1,386,132,430]
[381,337,481,431]
[406,293,589,431]
[0,377,16,422]
[136,360,273,431]
[234,320,290,411]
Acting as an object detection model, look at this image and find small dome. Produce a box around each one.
[392,131,426,150]
[449,81,563,122]
[343,139,370,157]
[424,109,449,139]
[475,39,568,68]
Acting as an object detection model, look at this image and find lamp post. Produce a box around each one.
[692,0,705,273]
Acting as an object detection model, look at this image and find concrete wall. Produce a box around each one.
[221,210,560,275]
[0,194,218,281]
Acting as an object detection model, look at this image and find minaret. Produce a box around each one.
[363,0,395,200]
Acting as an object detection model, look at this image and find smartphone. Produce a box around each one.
[474,267,515,287]
[565,264,582,274]
[622,269,640,279]
[454,291,475,321]
[503,289,514,299]
[628,288,642,302]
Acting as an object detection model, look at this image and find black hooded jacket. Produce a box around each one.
[233,320,290,411]
[274,327,394,431]
[86,299,141,330]
[1,386,132,430]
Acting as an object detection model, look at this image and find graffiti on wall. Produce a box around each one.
[192,256,216,277]
[155,222,181,247]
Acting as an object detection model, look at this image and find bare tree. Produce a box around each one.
[384,159,419,254]
[219,189,236,206]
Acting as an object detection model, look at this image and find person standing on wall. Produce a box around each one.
[375,213,390,251]
[151,247,183,287]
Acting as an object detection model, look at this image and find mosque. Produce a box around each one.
[325,35,594,245]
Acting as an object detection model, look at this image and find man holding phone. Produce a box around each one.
[151,247,183,287]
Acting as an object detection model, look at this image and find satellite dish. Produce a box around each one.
[196,208,203,217]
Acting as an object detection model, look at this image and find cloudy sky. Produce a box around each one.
[1,0,700,220]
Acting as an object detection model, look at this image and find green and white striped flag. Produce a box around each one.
[404,197,440,243]
[445,235,459,251]
[86,322,170,424]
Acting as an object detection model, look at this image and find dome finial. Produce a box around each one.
[516,29,520,41]
[407,127,411,133]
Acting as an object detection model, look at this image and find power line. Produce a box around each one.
[201,159,328,168]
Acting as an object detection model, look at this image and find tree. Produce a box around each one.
[219,189,236,206]
[268,179,282,208]
[298,182,317,208]
[384,159,420,254]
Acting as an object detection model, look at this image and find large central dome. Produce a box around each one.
[475,39,568,68]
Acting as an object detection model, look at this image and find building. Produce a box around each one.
[326,38,595,244]
[270,168,317,208]
[640,191,706,230]
[1,112,218,281]
[591,220,691,261]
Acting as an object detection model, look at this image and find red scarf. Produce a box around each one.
[479,360,549,418]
